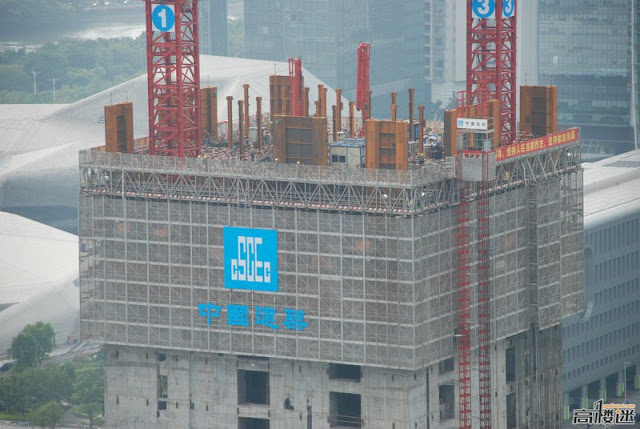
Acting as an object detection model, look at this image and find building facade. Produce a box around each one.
[79,133,583,428]
[537,0,636,160]
[562,149,640,418]
[243,0,427,119]
[200,0,228,56]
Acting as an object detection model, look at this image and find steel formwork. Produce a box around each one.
[79,141,583,370]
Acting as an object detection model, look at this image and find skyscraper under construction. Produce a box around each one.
[79,1,584,428]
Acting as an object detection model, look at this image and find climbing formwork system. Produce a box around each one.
[79,131,582,372]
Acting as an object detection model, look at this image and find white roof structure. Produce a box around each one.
[0,55,348,232]
[0,212,79,354]
[583,148,640,225]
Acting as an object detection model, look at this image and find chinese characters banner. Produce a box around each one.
[495,128,579,161]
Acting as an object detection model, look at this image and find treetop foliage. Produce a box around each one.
[9,321,55,371]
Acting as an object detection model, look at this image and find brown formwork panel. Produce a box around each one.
[547,86,558,135]
[273,115,328,166]
[270,75,290,117]
[303,87,310,117]
[443,109,457,158]
[200,87,218,139]
[488,99,500,148]
[520,85,558,138]
[365,120,408,170]
[104,102,134,153]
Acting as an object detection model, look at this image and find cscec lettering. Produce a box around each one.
[231,236,271,283]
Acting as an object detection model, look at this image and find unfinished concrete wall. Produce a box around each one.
[103,347,496,429]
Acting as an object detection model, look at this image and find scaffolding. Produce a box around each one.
[79,139,582,371]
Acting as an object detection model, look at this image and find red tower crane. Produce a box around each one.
[457,2,517,429]
[356,43,371,122]
[289,57,303,117]
[466,0,517,145]
[145,0,202,157]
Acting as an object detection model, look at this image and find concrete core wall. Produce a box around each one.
[103,331,562,429]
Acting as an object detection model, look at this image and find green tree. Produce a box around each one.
[0,371,30,414]
[0,365,75,414]
[9,322,55,371]
[28,401,65,429]
[0,64,31,91]
[71,362,104,428]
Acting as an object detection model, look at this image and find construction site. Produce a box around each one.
[79,1,584,428]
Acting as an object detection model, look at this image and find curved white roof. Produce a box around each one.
[0,212,79,354]
[583,148,640,222]
[0,55,347,231]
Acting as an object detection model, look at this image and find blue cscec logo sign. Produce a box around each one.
[224,227,278,292]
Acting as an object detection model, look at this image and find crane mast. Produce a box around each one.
[145,0,202,157]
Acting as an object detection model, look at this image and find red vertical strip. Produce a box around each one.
[477,180,492,429]
[457,185,472,429]
[289,58,303,117]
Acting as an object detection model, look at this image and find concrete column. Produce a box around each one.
[582,384,589,409]
[348,101,355,138]
[418,105,425,155]
[238,100,244,158]
[226,96,233,150]
[243,84,250,136]
[564,392,570,421]
[408,88,414,140]
[332,105,337,142]
[335,89,342,133]
[390,92,397,119]
[635,364,640,389]
[256,97,263,151]
[600,378,607,402]
[618,370,625,398]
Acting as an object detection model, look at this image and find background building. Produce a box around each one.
[537,0,637,161]
[243,0,427,119]
[562,149,640,416]
[200,0,228,56]
[634,0,640,151]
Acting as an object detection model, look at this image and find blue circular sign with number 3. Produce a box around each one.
[503,0,515,18]
[152,4,175,33]
[473,0,495,19]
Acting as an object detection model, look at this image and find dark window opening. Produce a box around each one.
[158,353,166,362]
[157,400,166,411]
[506,392,517,428]
[329,392,361,428]
[158,375,168,399]
[238,370,269,405]
[331,154,347,164]
[238,417,270,429]
[438,357,454,374]
[329,363,361,381]
[506,347,516,383]
[439,385,454,420]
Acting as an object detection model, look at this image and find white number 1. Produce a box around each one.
[157,8,167,29]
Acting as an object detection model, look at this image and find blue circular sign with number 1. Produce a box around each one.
[473,0,495,19]
[152,4,175,33]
